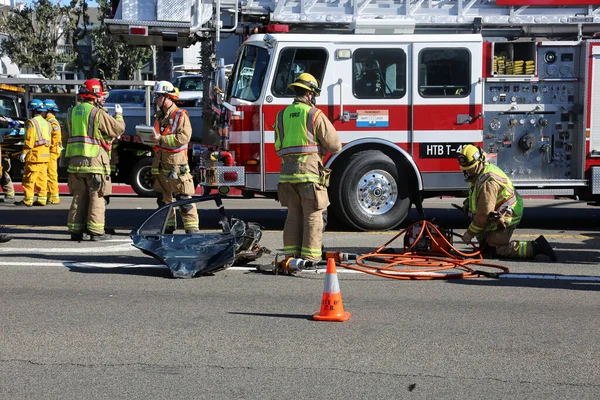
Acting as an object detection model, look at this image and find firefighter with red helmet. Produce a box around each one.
[150,81,199,234]
[274,73,342,262]
[65,79,125,241]
[15,99,51,207]
[458,144,557,261]
[43,99,62,205]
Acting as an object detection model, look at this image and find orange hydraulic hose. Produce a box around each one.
[338,220,509,280]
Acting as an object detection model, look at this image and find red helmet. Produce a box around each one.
[78,79,106,99]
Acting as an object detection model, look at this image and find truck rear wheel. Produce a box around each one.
[331,150,411,231]
[129,158,157,197]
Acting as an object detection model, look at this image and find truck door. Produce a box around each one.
[412,38,484,191]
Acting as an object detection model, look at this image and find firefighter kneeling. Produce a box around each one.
[458,144,557,261]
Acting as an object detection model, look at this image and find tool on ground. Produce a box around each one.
[259,251,358,275]
[313,258,351,322]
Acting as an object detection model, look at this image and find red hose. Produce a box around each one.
[339,220,509,280]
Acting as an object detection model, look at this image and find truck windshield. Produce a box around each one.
[230,44,269,102]
[0,95,18,118]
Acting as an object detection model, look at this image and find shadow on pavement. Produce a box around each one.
[229,311,313,320]
[447,275,600,291]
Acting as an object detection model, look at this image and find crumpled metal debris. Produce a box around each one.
[131,194,265,278]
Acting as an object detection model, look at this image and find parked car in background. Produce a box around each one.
[105,89,147,108]
[172,74,203,108]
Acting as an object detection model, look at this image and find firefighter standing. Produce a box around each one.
[43,99,62,205]
[150,81,199,234]
[0,127,16,203]
[274,73,342,261]
[15,99,51,207]
[65,79,125,241]
[458,144,557,261]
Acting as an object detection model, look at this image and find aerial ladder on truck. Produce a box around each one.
[106,1,600,229]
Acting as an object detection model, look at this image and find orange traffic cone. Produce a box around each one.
[313,258,351,322]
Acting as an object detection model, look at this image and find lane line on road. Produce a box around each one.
[0,262,598,280]
[0,243,134,254]
[0,261,360,273]
[500,273,600,282]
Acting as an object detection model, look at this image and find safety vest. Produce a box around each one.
[45,113,62,153]
[467,163,523,232]
[28,115,51,147]
[153,108,188,153]
[274,102,325,157]
[66,102,112,159]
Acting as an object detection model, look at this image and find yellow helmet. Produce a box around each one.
[288,73,321,96]
[457,144,486,170]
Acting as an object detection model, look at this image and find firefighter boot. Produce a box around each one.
[90,233,113,241]
[533,235,557,261]
[0,196,15,204]
[70,232,90,242]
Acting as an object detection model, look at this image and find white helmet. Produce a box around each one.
[153,81,179,100]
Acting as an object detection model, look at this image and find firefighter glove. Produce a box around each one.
[19,153,26,163]
[461,231,474,244]
[114,104,123,114]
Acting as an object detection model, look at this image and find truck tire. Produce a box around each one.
[129,158,157,197]
[332,150,411,231]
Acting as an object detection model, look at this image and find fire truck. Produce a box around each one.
[107,0,600,230]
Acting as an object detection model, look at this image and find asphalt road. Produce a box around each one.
[0,196,599,399]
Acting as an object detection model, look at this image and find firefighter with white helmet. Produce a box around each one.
[65,79,125,241]
[150,80,199,234]
[458,144,557,261]
[43,99,62,205]
[15,99,51,207]
[274,72,342,262]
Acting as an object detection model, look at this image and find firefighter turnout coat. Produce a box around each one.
[65,101,125,235]
[465,162,534,258]
[45,111,62,204]
[21,115,51,205]
[274,98,341,261]
[152,103,199,233]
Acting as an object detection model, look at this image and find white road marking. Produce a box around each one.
[0,243,134,254]
[500,273,600,282]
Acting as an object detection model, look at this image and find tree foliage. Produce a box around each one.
[92,0,152,80]
[67,0,91,78]
[0,0,151,80]
[0,0,72,78]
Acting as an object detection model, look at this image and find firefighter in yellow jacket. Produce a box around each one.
[274,73,342,261]
[15,99,51,207]
[65,79,125,241]
[150,81,199,234]
[458,144,557,261]
[43,99,62,205]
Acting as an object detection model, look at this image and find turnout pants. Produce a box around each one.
[67,173,111,235]
[22,162,48,205]
[481,227,535,259]
[47,153,60,204]
[0,158,15,198]
[152,166,199,232]
[278,182,329,261]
